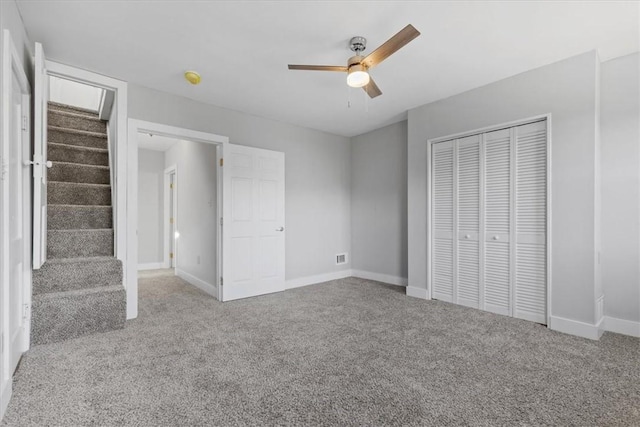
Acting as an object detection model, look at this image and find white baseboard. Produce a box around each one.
[286,270,353,289]
[351,270,407,287]
[176,269,217,298]
[1,378,11,423]
[604,316,640,338]
[138,262,165,271]
[406,286,429,300]
[549,315,603,340]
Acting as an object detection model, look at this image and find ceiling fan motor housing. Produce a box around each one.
[349,36,367,54]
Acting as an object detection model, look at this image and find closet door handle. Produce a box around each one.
[493,235,500,240]
[465,234,471,239]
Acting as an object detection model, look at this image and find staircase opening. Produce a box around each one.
[136,133,219,306]
[31,76,125,345]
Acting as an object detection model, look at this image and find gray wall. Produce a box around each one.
[137,149,165,265]
[350,121,408,279]
[601,53,640,323]
[164,140,218,286]
[0,0,33,81]
[407,51,600,325]
[128,85,352,282]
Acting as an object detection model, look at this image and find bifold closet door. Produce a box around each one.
[483,128,512,316]
[514,121,547,323]
[432,141,454,302]
[430,120,547,325]
[456,135,481,308]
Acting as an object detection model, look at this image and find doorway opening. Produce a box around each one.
[128,120,227,319]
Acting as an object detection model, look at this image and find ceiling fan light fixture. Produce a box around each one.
[347,64,370,88]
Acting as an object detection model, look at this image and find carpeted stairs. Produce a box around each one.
[31,102,126,345]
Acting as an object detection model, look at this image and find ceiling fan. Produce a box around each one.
[288,24,420,99]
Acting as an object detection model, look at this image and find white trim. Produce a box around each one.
[428,114,551,145]
[0,378,10,422]
[176,269,217,298]
[351,270,407,287]
[549,315,602,340]
[406,286,429,300]
[285,270,353,289]
[163,165,177,270]
[128,119,228,318]
[137,263,165,271]
[45,61,128,261]
[604,316,640,338]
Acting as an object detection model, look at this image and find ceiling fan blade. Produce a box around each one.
[361,24,420,69]
[288,65,348,72]
[362,77,382,98]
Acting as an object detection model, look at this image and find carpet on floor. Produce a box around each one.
[3,275,639,426]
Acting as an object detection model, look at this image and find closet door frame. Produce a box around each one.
[427,114,552,326]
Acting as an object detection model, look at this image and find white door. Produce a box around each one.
[222,144,285,301]
[32,42,48,269]
[2,30,31,377]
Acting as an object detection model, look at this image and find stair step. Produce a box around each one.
[33,257,122,295]
[48,126,107,150]
[48,142,109,166]
[48,181,111,206]
[31,285,126,345]
[48,109,107,134]
[47,229,113,259]
[48,204,112,230]
[48,101,99,118]
[49,162,110,184]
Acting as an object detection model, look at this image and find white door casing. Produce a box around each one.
[222,144,285,301]
[162,165,177,270]
[128,119,227,317]
[32,42,48,270]
[169,170,176,269]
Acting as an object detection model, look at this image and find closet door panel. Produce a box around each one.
[432,141,455,302]
[483,128,511,316]
[515,121,547,323]
[456,135,480,308]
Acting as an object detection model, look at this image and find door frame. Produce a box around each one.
[127,119,228,318]
[163,165,177,269]
[426,113,552,326]
[1,29,31,418]
[44,61,128,263]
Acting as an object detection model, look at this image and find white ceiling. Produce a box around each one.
[17,1,639,137]
[137,133,179,152]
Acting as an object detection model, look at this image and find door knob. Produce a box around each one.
[465,234,471,239]
[493,235,500,240]
[276,226,284,232]
[25,160,52,168]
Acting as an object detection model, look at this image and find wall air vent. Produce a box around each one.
[336,253,348,265]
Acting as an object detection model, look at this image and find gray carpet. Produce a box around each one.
[31,102,125,346]
[4,276,639,426]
